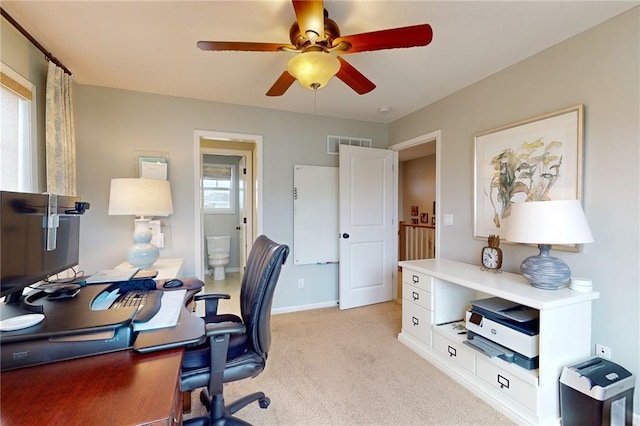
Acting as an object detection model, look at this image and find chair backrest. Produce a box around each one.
[239,235,289,357]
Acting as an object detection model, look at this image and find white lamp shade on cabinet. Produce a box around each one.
[108,178,173,268]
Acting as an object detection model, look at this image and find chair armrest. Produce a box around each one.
[204,321,246,337]
[195,293,231,317]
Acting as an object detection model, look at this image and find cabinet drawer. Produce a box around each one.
[433,332,475,374]
[476,356,537,412]
[402,269,432,292]
[402,301,432,346]
[403,282,433,310]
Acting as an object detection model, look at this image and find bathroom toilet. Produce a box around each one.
[206,235,230,280]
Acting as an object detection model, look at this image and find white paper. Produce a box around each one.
[133,289,186,332]
[141,162,167,180]
[149,220,164,248]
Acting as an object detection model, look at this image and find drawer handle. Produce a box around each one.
[412,316,419,326]
[497,374,510,389]
[412,291,419,301]
[447,345,457,358]
[412,275,419,284]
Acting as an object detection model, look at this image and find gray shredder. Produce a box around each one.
[560,357,634,426]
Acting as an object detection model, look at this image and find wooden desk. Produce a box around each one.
[1,348,184,426]
[1,276,205,425]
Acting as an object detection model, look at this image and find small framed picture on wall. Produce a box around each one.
[411,205,419,216]
[420,213,428,223]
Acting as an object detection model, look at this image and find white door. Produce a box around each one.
[339,145,396,310]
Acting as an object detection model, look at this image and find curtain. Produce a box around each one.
[46,61,76,196]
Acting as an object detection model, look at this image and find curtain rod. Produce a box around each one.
[1,7,72,76]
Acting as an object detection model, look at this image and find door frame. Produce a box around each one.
[388,129,441,297]
[200,148,252,273]
[193,130,263,280]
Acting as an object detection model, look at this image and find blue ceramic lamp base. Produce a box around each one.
[520,244,571,290]
[126,218,159,269]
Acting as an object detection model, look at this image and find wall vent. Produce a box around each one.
[327,135,372,155]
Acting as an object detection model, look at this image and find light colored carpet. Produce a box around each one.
[186,301,514,425]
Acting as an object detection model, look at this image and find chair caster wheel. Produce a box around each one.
[258,396,270,409]
[199,389,212,412]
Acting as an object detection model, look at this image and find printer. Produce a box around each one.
[464,297,539,370]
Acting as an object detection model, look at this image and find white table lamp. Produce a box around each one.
[506,200,593,290]
[108,178,173,269]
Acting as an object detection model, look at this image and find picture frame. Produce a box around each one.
[474,105,583,251]
[133,150,169,180]
[420,213,428,224]
[411,205,419,216]
[411,218,419,225]
[431,216,436,226]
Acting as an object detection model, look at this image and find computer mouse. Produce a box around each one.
[163,279,183,289]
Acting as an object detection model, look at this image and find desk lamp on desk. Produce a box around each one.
[108,178,173,269]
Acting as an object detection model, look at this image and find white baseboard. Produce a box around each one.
[205,267,240,276]
[272,300,338,315]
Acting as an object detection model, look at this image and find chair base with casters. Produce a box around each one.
[181,235,289,426]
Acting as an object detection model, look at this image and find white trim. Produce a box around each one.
[388,129,442,258]
[0,62,38,192]
[193,130,263,280]
[272,300,338,315]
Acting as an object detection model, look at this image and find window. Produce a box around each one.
[0,63,36,192]
[202,163,235,213]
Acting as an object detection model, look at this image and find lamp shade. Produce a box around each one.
[287,51,340,90]
[506,200,593,245]
[108,178,173,218]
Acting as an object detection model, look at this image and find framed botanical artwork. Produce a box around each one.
[474,105,583,250]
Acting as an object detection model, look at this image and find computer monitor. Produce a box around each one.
[0,191,88,304]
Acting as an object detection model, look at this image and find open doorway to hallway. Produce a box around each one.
[390,130,441,301]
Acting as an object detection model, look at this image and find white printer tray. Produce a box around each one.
[466,310,539,358]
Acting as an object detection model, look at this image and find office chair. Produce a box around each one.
[181,235,289,426]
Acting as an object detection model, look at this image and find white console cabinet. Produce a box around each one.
[398,258,599,425]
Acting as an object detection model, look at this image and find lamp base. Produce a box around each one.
[520,244,571,290]
[126,243,159,269]
[126,218,159,269]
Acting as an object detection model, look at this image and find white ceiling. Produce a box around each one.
[2,1,636,123]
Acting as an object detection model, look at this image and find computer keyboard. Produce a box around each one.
[110,290,163,323]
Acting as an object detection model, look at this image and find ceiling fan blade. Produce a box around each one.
[266,71,297,96]
[292,0,325,41]
[197,41,293,52]
[336,57,375,95]
[334,24,433,53]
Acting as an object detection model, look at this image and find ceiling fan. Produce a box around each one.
[197,0,433,96]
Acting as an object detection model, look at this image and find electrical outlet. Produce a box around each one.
[298,278,304,289]
[595,344,612,359]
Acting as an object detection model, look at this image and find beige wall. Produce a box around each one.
[401,155,436,224]
[390,7,639,411]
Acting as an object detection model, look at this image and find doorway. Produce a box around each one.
[193,130,263,287]
[389,129,441,300]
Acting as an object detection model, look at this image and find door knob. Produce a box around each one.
[342,233,350,239]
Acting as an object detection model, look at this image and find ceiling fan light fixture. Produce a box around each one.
[287,51,340,91]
